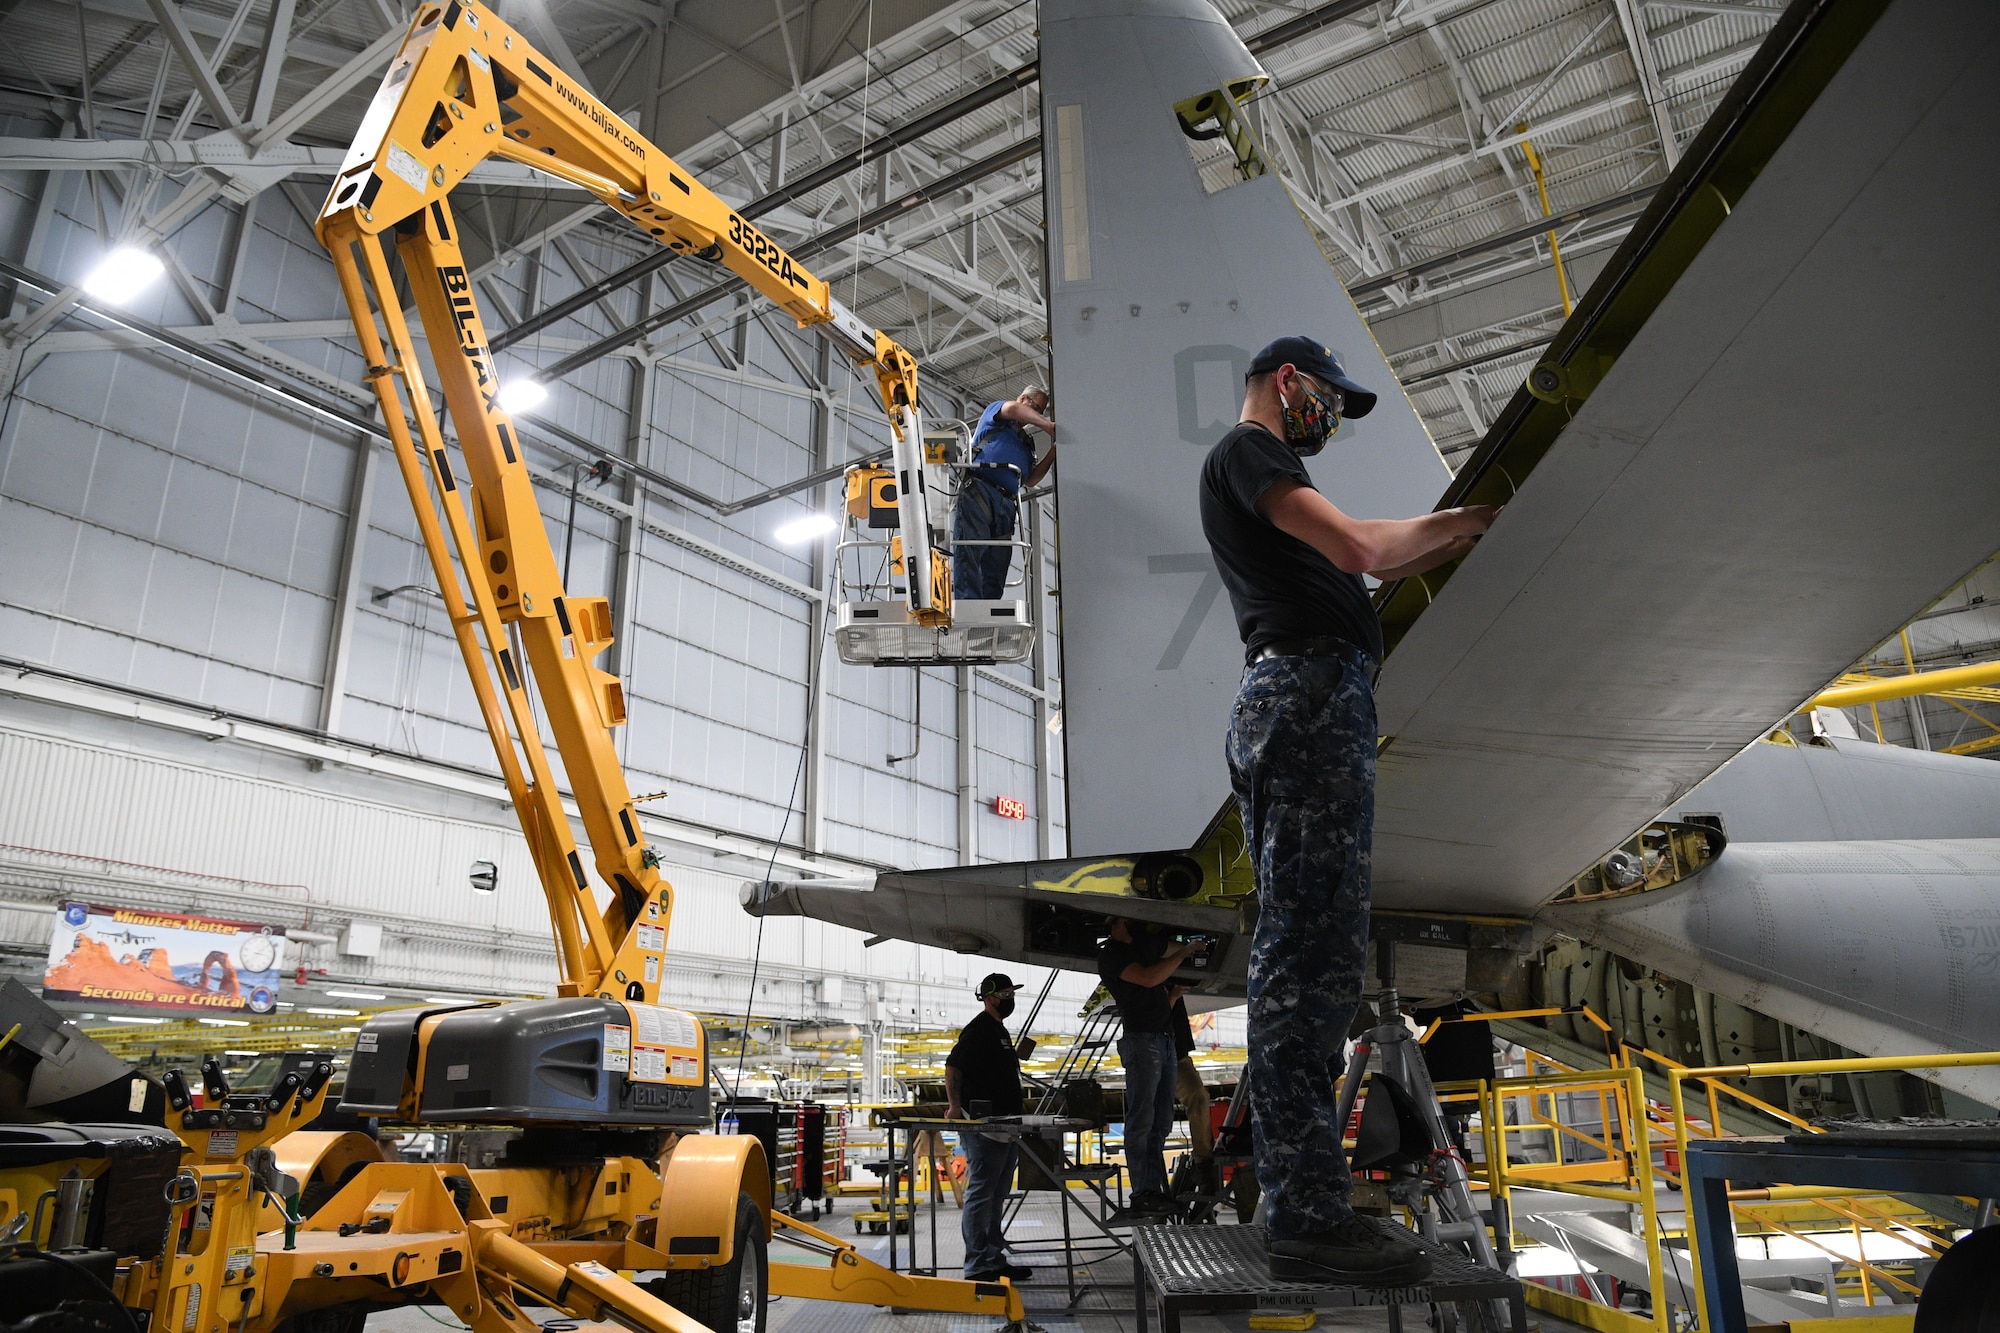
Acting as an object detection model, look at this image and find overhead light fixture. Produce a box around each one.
[469,860,499,895]
[197,1018,250,1027]
[775,513,837,545]
[81,246,165,305]
[498,379,548,415]
[423,996,460,1003]
[223,1049,260,1057]
[339,1026,363,1033]
[305,1006,361,1016]
[323,989,388,1000]
[105,1015,167,1025]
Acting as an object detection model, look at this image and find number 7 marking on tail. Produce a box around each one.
[1149,553,1224,671]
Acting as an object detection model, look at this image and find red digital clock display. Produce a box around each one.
[993,796,1027,821]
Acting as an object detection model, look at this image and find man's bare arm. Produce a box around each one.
[999,399,1058,441]
[1026,444,1056,487]
[945,1065,965,1117]
[1259,480,1496,575]
[1120,943,1196,989]
[1371,533,1480,581]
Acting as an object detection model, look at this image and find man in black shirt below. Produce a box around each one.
[945,973,1031,1282]
[1200,336,1497,1284]
[1098,918,1197,1218]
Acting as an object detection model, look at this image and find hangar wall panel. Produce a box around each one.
[0,719,1117,1032]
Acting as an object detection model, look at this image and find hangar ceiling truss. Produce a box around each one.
[1,0,1793,460]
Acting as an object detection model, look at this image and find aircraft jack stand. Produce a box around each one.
[1329,939,1519,1333]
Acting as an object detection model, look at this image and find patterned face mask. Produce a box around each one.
[1281,379,1343,456]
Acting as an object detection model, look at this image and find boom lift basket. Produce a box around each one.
[834,422,1038,666]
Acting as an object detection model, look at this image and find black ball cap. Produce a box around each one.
[1249,335,1378,418]
[977,972,1018,998]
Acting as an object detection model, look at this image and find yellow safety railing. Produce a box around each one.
[1475,1063,1672,1333]
[1433,1009,1990,1326]
[1666,1050,2000,1327]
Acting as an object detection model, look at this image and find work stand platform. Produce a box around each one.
[1132,1220,1527,1333]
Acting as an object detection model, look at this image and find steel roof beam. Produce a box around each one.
[1611,0,1683,169]
[143,0,247,134]
[522,134,1040,382]
[492,58,1040,354]
[1349,182,1660,295]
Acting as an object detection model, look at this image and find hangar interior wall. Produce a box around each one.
[0,131,1074,1026]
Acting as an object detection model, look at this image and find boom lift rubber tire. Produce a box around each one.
[645,1191,768,1333]
[298,1159,370,1220]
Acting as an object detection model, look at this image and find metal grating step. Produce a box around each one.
[1133,1220,1525,1332]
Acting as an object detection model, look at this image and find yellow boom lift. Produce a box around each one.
[0,3,1029,1331]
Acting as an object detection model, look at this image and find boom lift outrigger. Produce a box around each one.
[25,4,1028,1332]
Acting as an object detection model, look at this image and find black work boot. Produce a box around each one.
[1266,1217,1433,1284]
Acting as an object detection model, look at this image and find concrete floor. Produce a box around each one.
[358,1189,1594,1333]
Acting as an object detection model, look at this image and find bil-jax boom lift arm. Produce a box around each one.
[314,0,945,1003]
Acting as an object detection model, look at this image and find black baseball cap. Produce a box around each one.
[976,972,1018,998]
[1248,335,1378,419]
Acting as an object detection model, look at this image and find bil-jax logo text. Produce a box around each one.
[437,265,498,411]
[556,78,644,160]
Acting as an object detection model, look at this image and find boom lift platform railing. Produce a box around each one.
[835,421,1040,666]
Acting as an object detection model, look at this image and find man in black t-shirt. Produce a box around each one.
[1199,335,1497,1284]
[945,972,1030,1282]
[1098,919,1196,1217]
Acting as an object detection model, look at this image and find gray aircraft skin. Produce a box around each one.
[1565,739,2000,1106]
[750,0,2000,1102]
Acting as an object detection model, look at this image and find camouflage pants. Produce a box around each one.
[1226,649,1375,1241]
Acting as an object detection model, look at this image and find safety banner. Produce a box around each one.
[44,902,285,1013]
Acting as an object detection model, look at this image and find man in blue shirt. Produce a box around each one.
[952,385,1056,600]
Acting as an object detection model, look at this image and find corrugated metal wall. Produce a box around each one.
[0,720,1123,1030]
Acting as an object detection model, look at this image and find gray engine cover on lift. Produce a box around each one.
[341,997,710,1128]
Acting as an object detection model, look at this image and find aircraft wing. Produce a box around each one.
[1368,0,2000,912]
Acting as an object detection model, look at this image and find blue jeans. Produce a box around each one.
[1118,1031,1178,1198]
[951,476,1018,600]
[1226,650,1375,1241]
[959,1130,1016,1277]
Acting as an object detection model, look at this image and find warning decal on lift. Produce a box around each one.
[621,1002,701,1084]
[602,1023,631,1073]
[631,1003,698,1050]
